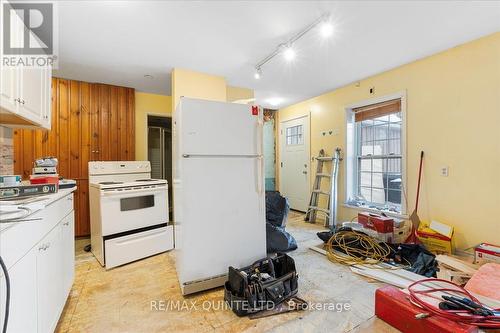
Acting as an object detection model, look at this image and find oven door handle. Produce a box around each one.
[101,187,166,197]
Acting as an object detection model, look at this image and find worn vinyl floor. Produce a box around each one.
[56,212,399,333]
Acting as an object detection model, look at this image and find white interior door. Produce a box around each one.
[280,115,310,212]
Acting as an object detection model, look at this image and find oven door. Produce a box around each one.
[99,186,168,236]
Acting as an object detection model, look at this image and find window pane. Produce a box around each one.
[372,158,384,173]
[361,126,373,143]
[388,189,402,205]
[360,187,372,202]
[387,158,401,173]
[373,140,387,155]
[361,143,374,156]
[390,112,402,122]
[360,159,372,172]
[360,172,372,187]
[388,174,402,191]
[372,188,386,204]
[388,139,400,155]
[374,124,388,141]
[361,119,373,127]
[372,172,384,190]
[389,123,401,139]
[373,115,390,125]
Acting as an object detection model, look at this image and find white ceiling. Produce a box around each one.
[53,1,500,108]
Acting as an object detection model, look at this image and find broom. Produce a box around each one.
[406,151,424,243]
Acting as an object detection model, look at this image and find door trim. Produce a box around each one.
[278,114,311,211]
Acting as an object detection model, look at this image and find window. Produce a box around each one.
[286,125,303,145]
[346,98,404,214]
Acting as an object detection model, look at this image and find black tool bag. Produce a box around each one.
[224,253,298,316]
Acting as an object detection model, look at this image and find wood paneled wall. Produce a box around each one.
[14,78,135,237]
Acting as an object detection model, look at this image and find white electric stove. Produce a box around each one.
[89,161,173,269]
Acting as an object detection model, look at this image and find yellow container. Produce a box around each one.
[417,222,455,254]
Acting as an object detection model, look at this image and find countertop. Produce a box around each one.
[0,187,77,231]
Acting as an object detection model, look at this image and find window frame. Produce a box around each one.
[344,92,407,217]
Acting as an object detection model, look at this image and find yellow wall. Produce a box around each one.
[226,85,255,103]
[135,92,172,161]
[278,32,500,250]
[171,68,227,112]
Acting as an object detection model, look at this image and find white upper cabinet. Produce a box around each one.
[0,65,52,130]
[0,1,52,129]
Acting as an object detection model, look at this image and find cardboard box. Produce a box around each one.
[393,219,411,244]
[474,243,500,265]
[417,221,454,254]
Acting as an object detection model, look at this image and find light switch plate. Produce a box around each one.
[440,166,449,177]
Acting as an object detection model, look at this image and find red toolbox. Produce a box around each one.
[375,286,478,333]
[358,212,394,233]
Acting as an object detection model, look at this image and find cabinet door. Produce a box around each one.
[39,65,52,129]
[61,212,75,297]
[0,66,20,112]
[0,249,38,333]
[36,225,63,333]
[19,67,45,125]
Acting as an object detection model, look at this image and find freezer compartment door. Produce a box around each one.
[176,156,266,285]
[177,98,263,156]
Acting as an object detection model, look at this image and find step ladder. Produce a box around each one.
[305,148,342,229]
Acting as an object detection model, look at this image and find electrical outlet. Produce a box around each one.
[440,166,449,177]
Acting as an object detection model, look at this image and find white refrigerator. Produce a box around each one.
[173,97,266,295]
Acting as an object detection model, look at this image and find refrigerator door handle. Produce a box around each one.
[256,116,264,155]
[257,155,264,195]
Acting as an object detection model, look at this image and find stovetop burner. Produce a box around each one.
[99,181,124,185]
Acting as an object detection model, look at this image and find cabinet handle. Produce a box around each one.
[63,221,69,226]
[45,242,50,249]
[91,150,100,153]
[38,244,45,251]
[14,98,20,103]
[20,99,25,105]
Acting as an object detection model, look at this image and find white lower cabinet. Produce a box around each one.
[61,213,75,300]
[0,193,75,333]
[0,250,38,333]
[37,220,64,333]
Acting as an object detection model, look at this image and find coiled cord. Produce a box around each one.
[325,230,394,266]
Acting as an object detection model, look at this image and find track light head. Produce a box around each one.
[319,21,334,38]
[254,68,262,79]
[283,45,296,61]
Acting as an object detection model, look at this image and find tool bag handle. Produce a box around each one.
[250,257,276,278]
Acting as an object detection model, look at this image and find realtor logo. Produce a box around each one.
[3,2,53,55]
